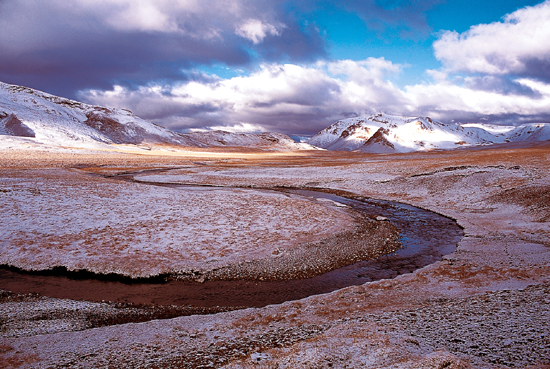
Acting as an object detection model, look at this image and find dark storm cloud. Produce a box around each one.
[242,108,339,136]
[464,76,542,97]
[483,113,550,126]
[254,22,327,62]
[423,110,550,127]
[172,104,344,136]
[0,0,326,98]
[521,58,550,83]
[0,30,250,97]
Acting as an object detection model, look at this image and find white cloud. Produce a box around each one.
[80,59,406,134]
[405,78,550,120]
[433,0,550,76]
[322,58,405,108]
[325,58,400,81]
[425,69,448,82]
[80,56,550,134]
[209,123,265,133]
[236,19,282,44]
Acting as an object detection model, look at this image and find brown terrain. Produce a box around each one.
[0,142,549,368]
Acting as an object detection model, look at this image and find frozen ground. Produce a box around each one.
[1,143,549,368]
[0,168,354,279]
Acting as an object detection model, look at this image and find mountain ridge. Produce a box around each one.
[308,113,550,153]
[0,81,314,151]
[2,81,548,153]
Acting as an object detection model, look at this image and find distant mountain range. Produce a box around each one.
[0,81,313,151]
[1,81,548,153]
[308,113,550,153]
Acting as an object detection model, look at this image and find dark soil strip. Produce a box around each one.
[0,188,462,311]
[409,165,476,177]
[0,290,241,333]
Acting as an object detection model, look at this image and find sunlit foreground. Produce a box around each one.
[1,142,549,368]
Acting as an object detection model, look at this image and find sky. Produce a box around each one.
[1,0,549,137]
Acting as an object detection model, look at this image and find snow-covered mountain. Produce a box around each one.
[308,113,550,153]
[0,81,314,151]
[4,82,546,153]
[186,130,315,150]
[0,81,204,149]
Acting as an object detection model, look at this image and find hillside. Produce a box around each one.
[0,82,204,149]
[186,130,315,150]
[308,113,550,153]
[0,81,314,151]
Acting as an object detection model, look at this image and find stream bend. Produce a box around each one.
[0,184,463,309]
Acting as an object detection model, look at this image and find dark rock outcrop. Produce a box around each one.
[1,114,36,137]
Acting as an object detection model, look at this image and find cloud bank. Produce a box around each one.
[80,59,408,135]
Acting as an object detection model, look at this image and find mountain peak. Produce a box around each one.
[308,113,550,152]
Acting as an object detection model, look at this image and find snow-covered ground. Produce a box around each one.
[0,168,352,278]
[1,144,549,368]
[309,113,550,152]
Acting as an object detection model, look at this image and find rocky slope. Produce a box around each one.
[308,113,550,153]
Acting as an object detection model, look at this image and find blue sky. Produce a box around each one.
[1,0,549,135]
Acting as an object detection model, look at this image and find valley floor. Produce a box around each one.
[1,143,549,368]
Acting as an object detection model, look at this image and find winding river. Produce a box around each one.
[0,180,463,309]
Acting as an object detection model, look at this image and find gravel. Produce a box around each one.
[374,283,550,368]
